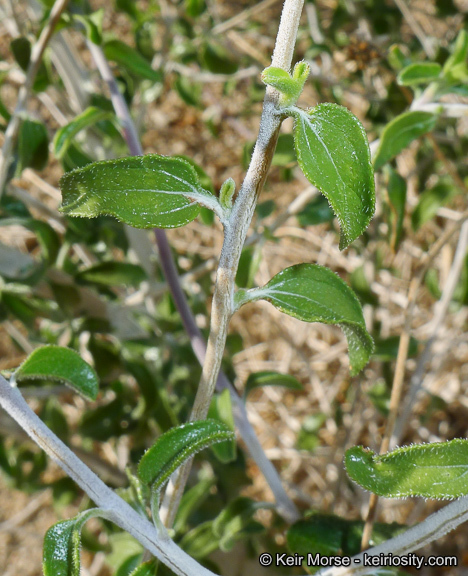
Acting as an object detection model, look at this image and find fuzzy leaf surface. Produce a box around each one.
[43,520,80,576]
[60,155,221,228]
[292,104,375,249]
[237,264,373,375]
[15,345,99,401]
[345,439,468,499]
[43,510,103,576]
[138,420,234,490]
[374,111,437,170]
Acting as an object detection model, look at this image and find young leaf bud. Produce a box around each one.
[220,177,236,210]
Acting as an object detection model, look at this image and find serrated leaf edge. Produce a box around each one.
[286,104,375,249]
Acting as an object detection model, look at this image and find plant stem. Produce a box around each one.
[88,42,299,522]
[316,493,468,576]
[161,0,305,527]
[0,0,70,198]
[0,375,216,576]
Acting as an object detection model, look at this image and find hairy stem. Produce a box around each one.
[0,375,215,576]
[88,42,299,521]
[0,0,70,198]
[161,0,305,527]
[317,493,468,576]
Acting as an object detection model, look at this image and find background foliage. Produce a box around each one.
[0,0,467,575]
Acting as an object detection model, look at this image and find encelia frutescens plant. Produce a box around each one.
[1,1,468,575]
[47,54,377,573]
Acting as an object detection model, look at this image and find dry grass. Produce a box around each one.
[0,0,468,574]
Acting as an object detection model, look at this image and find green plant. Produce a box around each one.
[1,1,468,575]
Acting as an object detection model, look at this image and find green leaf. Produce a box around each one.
[235,245,262,289]
[174,478,215,533]
[54,107,113,159]
[116,0,141,20]
[201,42,238,75]
[373,111,437,171]
[61,142,94,171]
[76,261,147,287]
[345,439,468,499]
[386,167,406,250]
[59,155,223,228]
[17,117,49,172]
[185,0,205,18]
[80,394,136,440]
[262,62,309,106]
[212,497,266,551]
[43,520,80,576]
[297,195,334,226]
[103,40,162,82]
[244,371,302,400]
[174,75,202,108]
[129,560,158,576]
[443,30,468,83]
[387,44,410,72]
[219,178,235,211]
[15,345,99,401]
[179,521,220,559]
[11,37,31,71]
[73,10,104,45]
[411,182,457,231]
[287,512,406,569]
[10,38,49,92]
[373,336,419,361]
[107,533,143,572]
[1,292,61,326]
[138,420,234,490]
[397,62,441,86]
[208,390,236,463]
[43,510,106,576]
[435,0,458,15]
[272,133,296,167]
[236,264,373,375]
[291,104,375,249]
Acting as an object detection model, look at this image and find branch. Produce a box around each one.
[87,42,299,522]
[161,0,305,526]
[0,0,70,198]
[0,375,215,576]
[315,493,468,576]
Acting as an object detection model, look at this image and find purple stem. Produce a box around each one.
[88,42,298,522]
